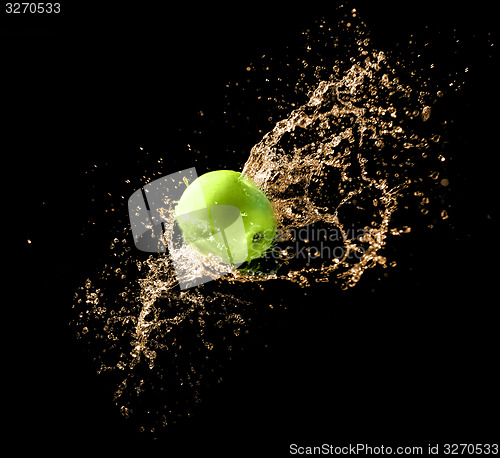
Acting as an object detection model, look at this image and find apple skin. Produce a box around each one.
[174,170,277,264]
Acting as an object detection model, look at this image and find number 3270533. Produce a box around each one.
[6,3,61,13]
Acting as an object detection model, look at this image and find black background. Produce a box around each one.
[3,1,498,455]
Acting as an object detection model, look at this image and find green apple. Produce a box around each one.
[174,170,277,265]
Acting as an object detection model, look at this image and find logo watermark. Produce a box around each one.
[128,167,247,290]
[128,168,368,289]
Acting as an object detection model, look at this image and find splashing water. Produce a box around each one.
[238,49,424,288]
[72,13,458,436]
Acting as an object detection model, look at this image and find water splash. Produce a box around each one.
[72,12,459,436]
[239,50,420,288]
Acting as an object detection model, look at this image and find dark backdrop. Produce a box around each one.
[4,1,498,455]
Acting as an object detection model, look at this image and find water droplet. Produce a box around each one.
[421,106,431,121]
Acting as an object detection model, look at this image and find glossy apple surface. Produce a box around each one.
[174,170,277,264]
